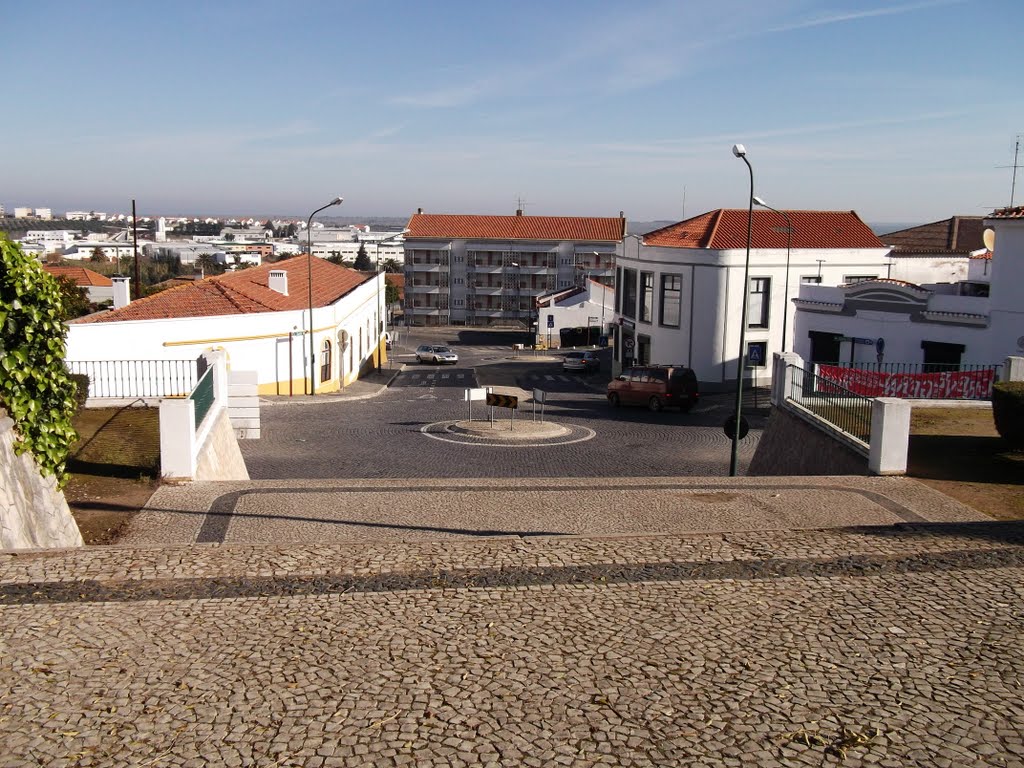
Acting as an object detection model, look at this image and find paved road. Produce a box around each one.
[3,524,1021,767]
[241,334,755,481]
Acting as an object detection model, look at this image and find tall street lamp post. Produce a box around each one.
[306,196,344,396]
[752,197,794,352]
[729,144,754,477]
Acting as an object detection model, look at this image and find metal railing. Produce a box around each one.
[67,359,198,399]
[189,367,215,428]
[817,361,1001,400]
[789,365,873,445]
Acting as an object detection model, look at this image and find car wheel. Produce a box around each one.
[418,357,425,364]
[608,392,620,407]
[433,356,439,364]
[648,396,663,412]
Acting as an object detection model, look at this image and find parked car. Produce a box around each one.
[607,365,699,412]
[563,350,601,373]
[415,344,459,365]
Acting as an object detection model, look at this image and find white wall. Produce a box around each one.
[66,274,386,395]
[615,244,892,384]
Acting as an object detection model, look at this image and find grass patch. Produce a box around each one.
[909,407,1024,521]
[64,406,161,544]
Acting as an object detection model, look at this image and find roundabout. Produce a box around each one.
[421,418,596,447]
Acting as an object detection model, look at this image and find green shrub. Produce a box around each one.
[992,381,1024,447]
[0,235,79,485]
[69,373,91,410]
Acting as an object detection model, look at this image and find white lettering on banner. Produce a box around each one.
[816,366,996,400]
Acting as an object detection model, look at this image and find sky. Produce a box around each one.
[3,0,1022,226]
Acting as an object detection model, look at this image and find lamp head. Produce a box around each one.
[329,196,344,206]
[752,196,768,207]
[732,144,746,158]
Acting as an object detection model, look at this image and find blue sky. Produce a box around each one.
[4,0,1022,225]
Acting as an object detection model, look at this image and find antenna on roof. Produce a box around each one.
[996,134,1022,207]
[515,195,532,215]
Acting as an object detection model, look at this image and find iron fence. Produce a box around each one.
[189,367,215,428]
[816,361,1000,401]
[789,365,873,445]
[67,359,198,399]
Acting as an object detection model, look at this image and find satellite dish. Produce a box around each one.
[983,228,995,251]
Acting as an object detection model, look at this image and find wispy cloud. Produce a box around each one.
[763,0,965,34]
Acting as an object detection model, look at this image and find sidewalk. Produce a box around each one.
[258,366,403,405]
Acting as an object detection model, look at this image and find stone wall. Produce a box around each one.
[0,409,83,550]
[195,409,250,482]
[748,406,869,476]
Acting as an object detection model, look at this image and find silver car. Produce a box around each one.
[415,344,459,365]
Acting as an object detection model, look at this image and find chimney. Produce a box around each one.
[112,277,131,309]
[619,211,625,218]
[193,268,204,281]
[417,207,423,215]
[268,269,288,296]
[516,209,523,216]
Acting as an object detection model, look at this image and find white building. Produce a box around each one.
[23,230,78,253]
[62,241,140,263]
[145,241,228,265]
[791,206,1024,371]
[403,210,624,327]
[13,207,33,218]
[66,255,388,395]
[42,265,114,303]
[35,208,53,220]
[535,280,615,348]
[879,216,985,289]
[612,209,891,387]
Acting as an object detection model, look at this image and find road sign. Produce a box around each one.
[747,345,763,365]
[486,393,519,409]
[838,336,875,345]
[533,389,547,403]
[547,314,554,328]
[723,414,750,440]
[464,388,487,402]
[624,337,635,351]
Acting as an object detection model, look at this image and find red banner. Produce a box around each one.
[817,365,996,400]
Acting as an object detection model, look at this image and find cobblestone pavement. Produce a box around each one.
[117,475,988,547]
[2,524,1022,767]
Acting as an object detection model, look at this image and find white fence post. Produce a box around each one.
[771,352,804,406]
[868,397,912,475]
[159,398,196,480]
[1002,356,1024,382]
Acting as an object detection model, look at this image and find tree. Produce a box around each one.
[0,235,79,484]
[353,243,372,271]
[385,282,400,307]
[223,233,235,242]
[90,246,107,262]
[326,254,346,266]
[53,276,91,320]
[195,253,219,275]
[382,258,401,273]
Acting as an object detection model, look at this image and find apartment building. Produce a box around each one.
[402,210,625,327]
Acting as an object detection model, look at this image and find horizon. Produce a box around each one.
[5,1,1022,222]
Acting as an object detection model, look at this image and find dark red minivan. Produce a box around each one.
[607,365,699,412]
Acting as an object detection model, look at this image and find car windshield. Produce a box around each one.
[566,353,584,359]
[433,346,452,353]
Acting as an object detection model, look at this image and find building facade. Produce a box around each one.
[402,211,624,327]
[612,209,891,387]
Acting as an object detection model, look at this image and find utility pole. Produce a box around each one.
[997,135,1022,208]
[131,199,141,299]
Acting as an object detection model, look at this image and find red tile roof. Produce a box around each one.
[42,265,112,287]
[880,216,985,255]
[970,250,993,260]
[72,255,369,324]
[405,213,626,242]
[385,273,405,301]
[643,209,884,250]
[989,205,1024,219]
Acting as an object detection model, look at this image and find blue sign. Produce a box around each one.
[747,345,763,364]
[547,314,554,328]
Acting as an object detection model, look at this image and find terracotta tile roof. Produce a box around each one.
[42,265,112,287]
[989,205,1024,219]
[642,209,884,250]
[72,255,369,324]
[405,213,626,242]
[879,216,985,254]
[970,250,993,260]
[385,273,405,301]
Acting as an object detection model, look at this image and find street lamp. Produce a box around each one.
[306,196,344,396]
[374,229,409,367]
[752,196,794,352]
[729,144,754,477]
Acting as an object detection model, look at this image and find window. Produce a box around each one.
[844,275,877,285]
[453,298,464,307]
[639,272,654,323]
[452,277,464,285]
[801,276,821,284]
[622,268,637,319]
[454,254,464,263]
[320,339,332,382]
[615,267,623,312]
[659,274,681,327]
[748,277,770,328]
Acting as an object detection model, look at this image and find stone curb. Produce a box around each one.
[258,366,405,406]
